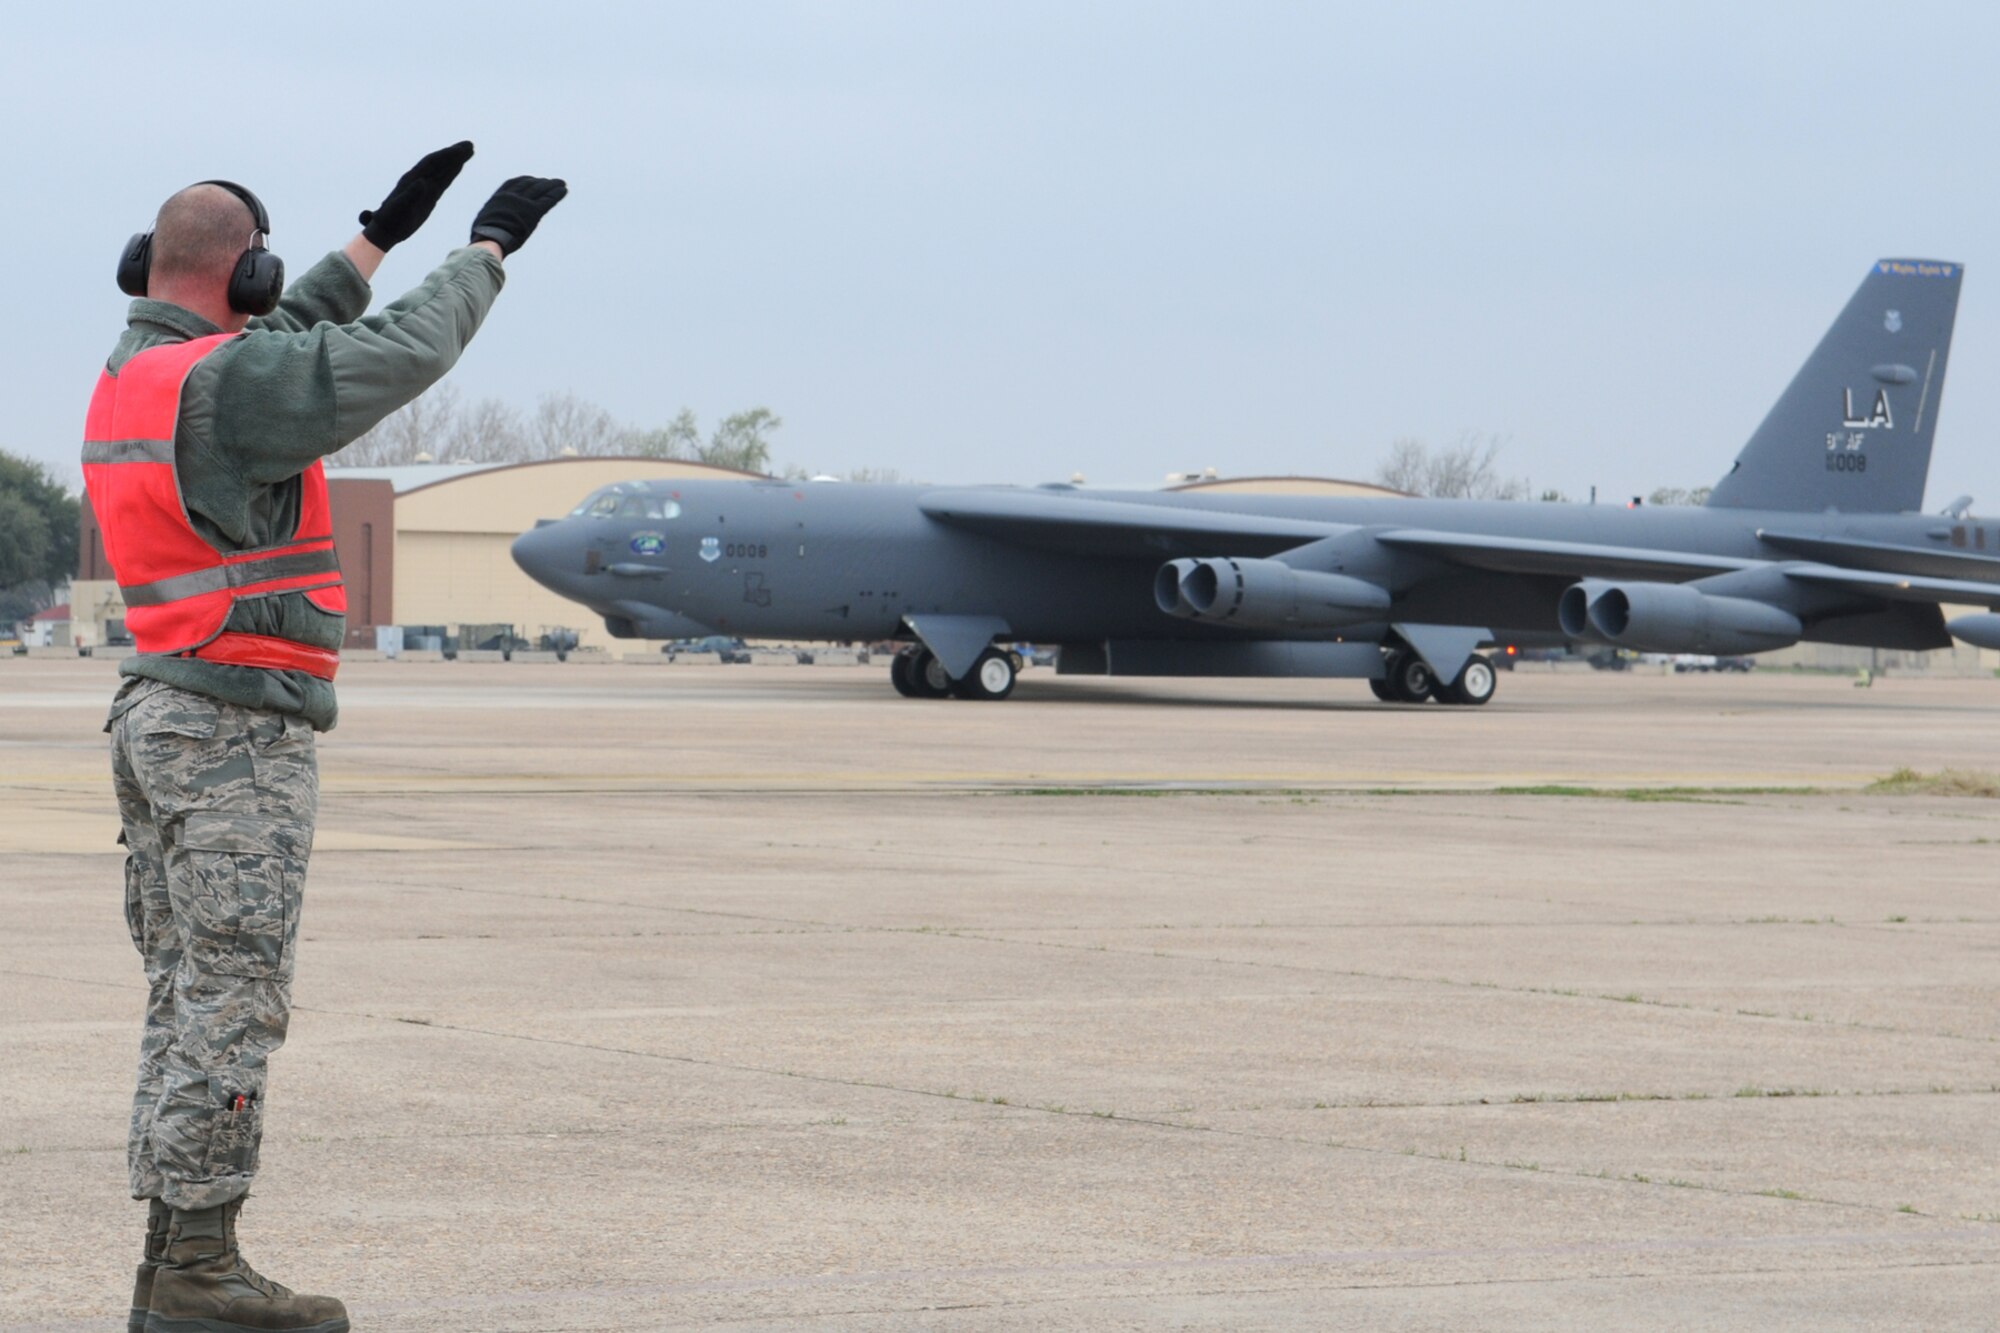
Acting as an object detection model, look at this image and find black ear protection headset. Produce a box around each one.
[116,180,285,317]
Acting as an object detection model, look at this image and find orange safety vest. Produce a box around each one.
[82,333,345,680]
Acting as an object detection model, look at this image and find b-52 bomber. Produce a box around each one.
[513,259,2000,706]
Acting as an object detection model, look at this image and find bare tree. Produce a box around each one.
[1375,437,1430,495]
[329,388,783,472]
[529,391,621,460]
[1375,432,1529,500]
[329,383,464,466]
[450,396,529,462]
[1646,485,1713,507]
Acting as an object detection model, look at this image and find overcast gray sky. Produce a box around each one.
[11,0,2000,510]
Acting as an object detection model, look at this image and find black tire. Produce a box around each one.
[1437,654,1498,706]
[1388,650,1436,703]
[890,647,921,697]
[911,648,953,698]
[1368,677,1397,702]
[951,649,1017,701]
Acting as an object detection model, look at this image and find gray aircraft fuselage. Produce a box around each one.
[511,480,1981,650]
[510,258,2000,702]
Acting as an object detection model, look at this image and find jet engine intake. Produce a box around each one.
[1154,557,1390,630]
[1153,559,1202,618]
[1559,579,1802,655]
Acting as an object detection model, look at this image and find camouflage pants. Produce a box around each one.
[108,682,319,1210]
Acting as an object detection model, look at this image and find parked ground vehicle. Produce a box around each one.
[664,635,751,663]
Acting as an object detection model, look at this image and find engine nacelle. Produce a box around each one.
[1947,612,2000,650]
[1153,559,1203,618]
[1559,580,1802,655]
[1154,557,1390,630]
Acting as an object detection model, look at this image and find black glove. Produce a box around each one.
[359,141,475,251]
[469,176,568,256]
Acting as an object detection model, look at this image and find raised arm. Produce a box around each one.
[250,140,476,333]
[187,171,566,486]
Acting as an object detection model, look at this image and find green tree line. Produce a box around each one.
[0,449,79,626]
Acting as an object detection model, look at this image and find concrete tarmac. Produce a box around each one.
[2,657,1997,1329]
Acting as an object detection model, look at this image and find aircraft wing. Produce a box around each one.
[1783,564,2000,609]
[916,491,2000,605]
[1756,530,2000,584]
[1373,529,1759,581]
[918,488,1347,557]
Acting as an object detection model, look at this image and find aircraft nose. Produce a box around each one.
[511,520,576,592]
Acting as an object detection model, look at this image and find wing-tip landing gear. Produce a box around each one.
[1373,649,1496,706]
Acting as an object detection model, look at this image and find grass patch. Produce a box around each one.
[1008,786,1336,799]
[1492,784,1819,803]
[1865,767,2000,798]
[1011,783,1825,802]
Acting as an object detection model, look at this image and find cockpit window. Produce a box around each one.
[619,496,684,519]
[569,488,682,520]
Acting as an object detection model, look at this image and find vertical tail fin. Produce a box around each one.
[1707,259,1961,514]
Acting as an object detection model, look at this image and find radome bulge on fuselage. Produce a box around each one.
[513,258,2000,706]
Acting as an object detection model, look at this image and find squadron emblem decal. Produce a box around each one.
[629,531,665,556]
[699,536,721,563]
[1885,309,1902,333]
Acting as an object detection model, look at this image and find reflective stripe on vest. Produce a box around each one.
[81,334,346,681]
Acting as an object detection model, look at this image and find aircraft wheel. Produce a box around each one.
[951,648,1017,701]
[890,647,922,697]
[1386,650,1436,703]
[1368,677,1397,702]
[1436,654,1497,706]
[911,648,953,698]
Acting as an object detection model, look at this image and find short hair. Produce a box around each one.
[150,183,257,284]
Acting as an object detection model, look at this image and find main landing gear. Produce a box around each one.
[890,645,1020,701]
[1373,649,1496,706]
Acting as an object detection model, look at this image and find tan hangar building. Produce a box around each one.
[74,457,762,654]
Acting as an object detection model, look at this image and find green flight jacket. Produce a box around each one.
[101,246,505,731]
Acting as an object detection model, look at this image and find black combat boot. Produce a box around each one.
[130,1199,171,1333]
[145,1197,348,1333]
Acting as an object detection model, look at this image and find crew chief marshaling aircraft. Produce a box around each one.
[512,259,2000,705]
